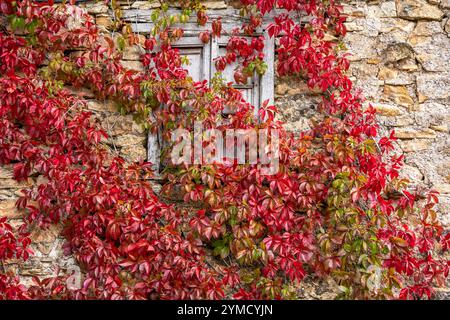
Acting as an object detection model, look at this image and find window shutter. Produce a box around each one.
[146,30,274,173]
[147,37,211,175]
[172,37,212,83]
[211,33,274,118]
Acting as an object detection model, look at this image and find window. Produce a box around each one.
[144,19,275,174]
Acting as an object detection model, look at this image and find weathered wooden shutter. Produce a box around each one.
[148,36,212,174]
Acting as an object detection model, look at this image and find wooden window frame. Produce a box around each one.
[126,10,275,174]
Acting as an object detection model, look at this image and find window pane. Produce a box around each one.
[177,47,204,82]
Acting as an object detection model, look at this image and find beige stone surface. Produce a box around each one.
[105,114,145,136]
[399,139,431,152]
[114,134,147,147]
[122,45,145,61]
[396,0,444,21]
[430,125,449,132]
[86,100,118,113]
[435,183,450,194]
[96,15,114,30]
[130,1,160,9]
[30,224,63,244]
[411,21,443,36]
[0,166,13,179]
[121,145,148,162]
[0,178,32,189]
[83,2,108,14]
[120,60,145,71]
[409,34,450,72]
[416,73,450,100]
[441,0,450,9]
[400,164,424,181]
[375,103,403,116]
[384,43,413,62]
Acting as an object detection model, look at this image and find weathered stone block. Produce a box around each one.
[413,102,450,129]
[66,86,95,99]
[400,165,424,181]
[105,114,145,136]
[121,60,145,72]
[444,18,450,34]
[435,183,450,194]
[275,83,289,95]
[344,34,378,61]
[122,45,145,61]
[378,67,415,85]
[30,224,63,244]
[430,124,449,132]
[412,21,443,36]
[344,22,364,32]
[0,178,32,189]
[394,128,437,139]
[382,114,415,127]
[114,134,147,148]
[379,18,415,33]
[0,166,13,179]
[121,145,148,163]
[399,139,430,152]
[396,0,444,21]
[396,58,419,71]
[86,100,118,113]
[0,200,22,218]
[383,85,415,107]
[384,43,413,62]
[378,67,398,81]
[367,57,382,64]
[283,118,312,133]
[84,2,108,14]
[0,190,15,200]
[416,73,450,100]
[96,15,114,30]
[130,1,160,9]
[375,103,403,116]
[441,0,450,9]
[205,1,228,9]
[409,34,450,72]
[380,1,398,17]
[17,260,53,276]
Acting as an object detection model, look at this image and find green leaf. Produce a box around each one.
[116,35,126,51]
[151,9,160,23]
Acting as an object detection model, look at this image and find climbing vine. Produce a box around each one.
[0,0,449,300]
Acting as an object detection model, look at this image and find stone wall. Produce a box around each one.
[346,0,450,220]
[1,0,449,295]
[277,0,450,225]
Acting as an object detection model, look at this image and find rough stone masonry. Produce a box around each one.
[278,0,450,222]
[0,0,449,298]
